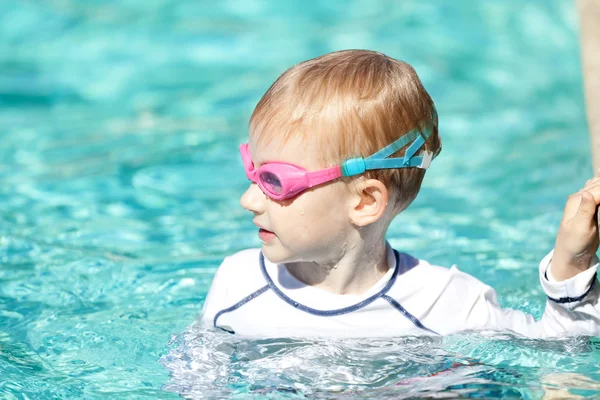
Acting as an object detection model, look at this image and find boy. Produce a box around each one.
[200,50,600,338]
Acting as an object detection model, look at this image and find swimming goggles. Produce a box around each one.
[240,127,437,201]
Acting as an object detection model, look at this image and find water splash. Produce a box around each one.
[160,325,600,399]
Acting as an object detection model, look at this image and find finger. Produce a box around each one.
[563,192,587,222]
[574,191,597,219]
[563,190,600,224]
[584,177,600,189]
[580,184,600,202]
[580,185,600,206]
[569,191,600,232]
[562,185,600,223]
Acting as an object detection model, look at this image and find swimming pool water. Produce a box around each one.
[1,0,598,398]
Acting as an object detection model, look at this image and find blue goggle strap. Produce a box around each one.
[340,127,434,177]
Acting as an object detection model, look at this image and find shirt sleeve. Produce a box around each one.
[539,250,599,309]
[535,250,600,336]
[455,253,600,338]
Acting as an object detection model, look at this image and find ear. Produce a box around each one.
[348,178,390,226]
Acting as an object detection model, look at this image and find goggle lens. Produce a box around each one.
[259,171,283,195]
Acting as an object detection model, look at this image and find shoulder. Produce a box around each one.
[220,248,262,269]
[213,248,263,285]
[392,251,498,321]
[199,248,266,327]
[396,251,489,292]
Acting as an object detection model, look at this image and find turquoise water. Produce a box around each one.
[1,0,598,398]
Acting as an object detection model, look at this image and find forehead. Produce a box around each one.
[248,134,327,169]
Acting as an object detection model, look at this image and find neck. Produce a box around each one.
[284,238,390,295]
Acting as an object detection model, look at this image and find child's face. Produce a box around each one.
[240,134,356,265]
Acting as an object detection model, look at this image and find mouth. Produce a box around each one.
[257,228,276,243]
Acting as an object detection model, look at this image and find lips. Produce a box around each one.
[258,228,276,242]
[254,221,276,242]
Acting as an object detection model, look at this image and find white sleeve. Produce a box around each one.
[458,253,600,338]
[198,257,231,329]
[537,250,600,335]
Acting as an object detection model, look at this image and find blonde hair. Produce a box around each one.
[249,49,441,213]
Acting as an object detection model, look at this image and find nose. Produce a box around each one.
[240,183,266,214]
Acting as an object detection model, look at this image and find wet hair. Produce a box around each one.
[249,49,441,213]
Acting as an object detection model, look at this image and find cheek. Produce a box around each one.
[296,185,349,230]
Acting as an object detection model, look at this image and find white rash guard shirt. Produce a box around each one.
[199,244,600,338]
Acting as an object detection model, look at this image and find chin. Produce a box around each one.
[260,245,283,264]
[261,243,322,266]
[260,244,296,265]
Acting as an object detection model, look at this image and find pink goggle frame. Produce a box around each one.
[239,143,342,201]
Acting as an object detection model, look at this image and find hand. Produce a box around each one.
[550,177,600,281]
